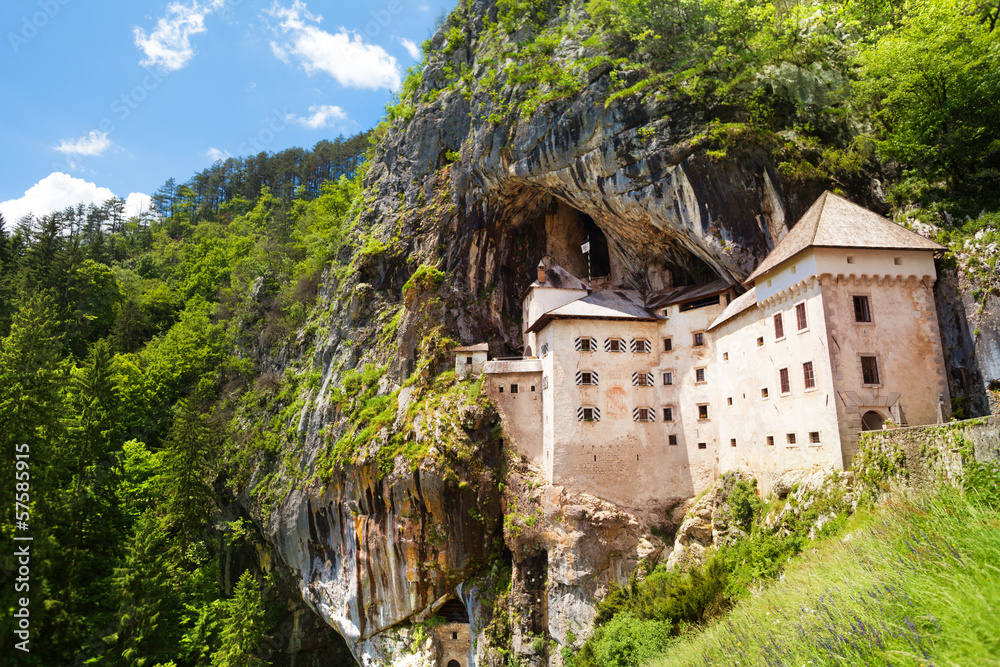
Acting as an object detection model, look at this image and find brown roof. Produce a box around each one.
[528,289,654,333]
[746,191,944,284]
[454,343,489,353]
[707,287,757,331]
[520,265,590,300]
[646,278,735,310]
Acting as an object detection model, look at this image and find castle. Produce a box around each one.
[458,192,950,502]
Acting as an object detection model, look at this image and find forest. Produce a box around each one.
[2,0,1000,664]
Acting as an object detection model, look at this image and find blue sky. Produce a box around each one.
[1,0,452,222]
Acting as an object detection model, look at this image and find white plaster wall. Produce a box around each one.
[523,287,590,335]
[713,283,843,491]
[754,249,818,302]
[813,247,936,284]
[483,361,544,466]
[455,351,488,379]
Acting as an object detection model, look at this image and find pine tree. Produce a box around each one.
[210,571,266,667]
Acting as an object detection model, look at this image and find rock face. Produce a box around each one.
[228,1,989,665]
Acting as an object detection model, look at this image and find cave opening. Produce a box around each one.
[540,199,612,284]
[438,598,470,624]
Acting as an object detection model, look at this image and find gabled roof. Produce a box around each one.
[454,343,489,353]
[707,287,757,331]
[746,191,945,284]
[529,265,590,290]
[646,278,735,310]
[528,289,654,332]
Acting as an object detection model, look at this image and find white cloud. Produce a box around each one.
[206,146,232,161]
[133,0,226,71]
[266,1,401,90]
[0,173,150,223]
[54,130,112,156]
[285,104,348,129]
[399,37,421,60]
[125,192,154,218]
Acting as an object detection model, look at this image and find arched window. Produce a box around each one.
[861,411,884,431]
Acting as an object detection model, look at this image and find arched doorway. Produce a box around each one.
[447,661,462,667]
[861,410,884,431]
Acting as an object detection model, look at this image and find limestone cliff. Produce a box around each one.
[225,1,985,665]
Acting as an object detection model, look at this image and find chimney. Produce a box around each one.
[537,262,546,284]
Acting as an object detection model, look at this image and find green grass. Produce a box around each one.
[650,489,1000,667]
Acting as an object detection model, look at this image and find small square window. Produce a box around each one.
[787,433,797,445]
[723,352,729,361]
[757,336,764,348]
[893,257,903,265]
[761,387,769,399]
[663,407,673,422]
[635,372,653,386]
[452,632,458,640]
[730,438,737,447]
[579,338,593,352]
[499,386,504,393]
[847,256,856,264]
[608,338,624,352]
[698,442,707,450]
[698,404,709,420]
[861,355,880,385]
[635,407,655,422]
[810,431,821,444]
[511,384,519,394]
[633,338,651,353]
[853,295,872,323]
[779,368,790,394]
[663,338,673,352]
[695,368,706,383]
[580,407,599,422]
[668,434,678,446]
[580,371,596,385]
[767,435,775,446]
[466,356,473,365]
[693,332,705,347]
[531,385,536,392]
[663,372,673,386]
[727,396,733,406]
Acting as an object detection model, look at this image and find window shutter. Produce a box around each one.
[604,338,612,352]
[592,371,598,385]
[574,337,582,351]
[631,372,639,386]
[646,372,654,386]
[577,407,585,420]
[593,407,600,421]
[576,371,583,385]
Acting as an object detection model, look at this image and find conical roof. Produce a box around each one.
[746,191,944,284]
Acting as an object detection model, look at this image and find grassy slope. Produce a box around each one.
[651,490,1000,667]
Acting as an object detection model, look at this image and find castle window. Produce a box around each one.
[634,407,656,422]
[692,332,705,346]
[894,257,903,265]
[723,352,729,361]
[787,433,797,445]
[633,371,654,386]
[727,397,733,405]
[575,337,596,352]
[767,435,775,446]
[663,338,673,352]
[731,438,737,447]
[698,442,707,449]
[606,337,624,353]
[452,632,458,640]
[541,343,550,356]
[499,386,503,393]
[631,338,651,353]
[662,407,673,422]
[803,361,816,389]
[796,303,808,330]
[774,313,785,339]
[531,385,536,392]
[511,384,519,394]
[695,367,706,383]
[663,371,673,385]
[810,431,821,444]
[853,295,872,323]
[668,435,677,446]
[757,336,764,348]
[578,406,600,422]
[761,387,769,399]
[466,356,473,365]
[861,355,881,385]
[697,404,709,420]
[779,368,791,394]
[847,255,856,264]
[576,371,598,386]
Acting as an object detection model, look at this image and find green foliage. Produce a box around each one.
[651,489,1000,667]
[726,478,762,532]
[402,263,446,298]
[210,572,266,667]
[580,612,673,667]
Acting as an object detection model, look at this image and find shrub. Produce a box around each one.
[576,612,673,667]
